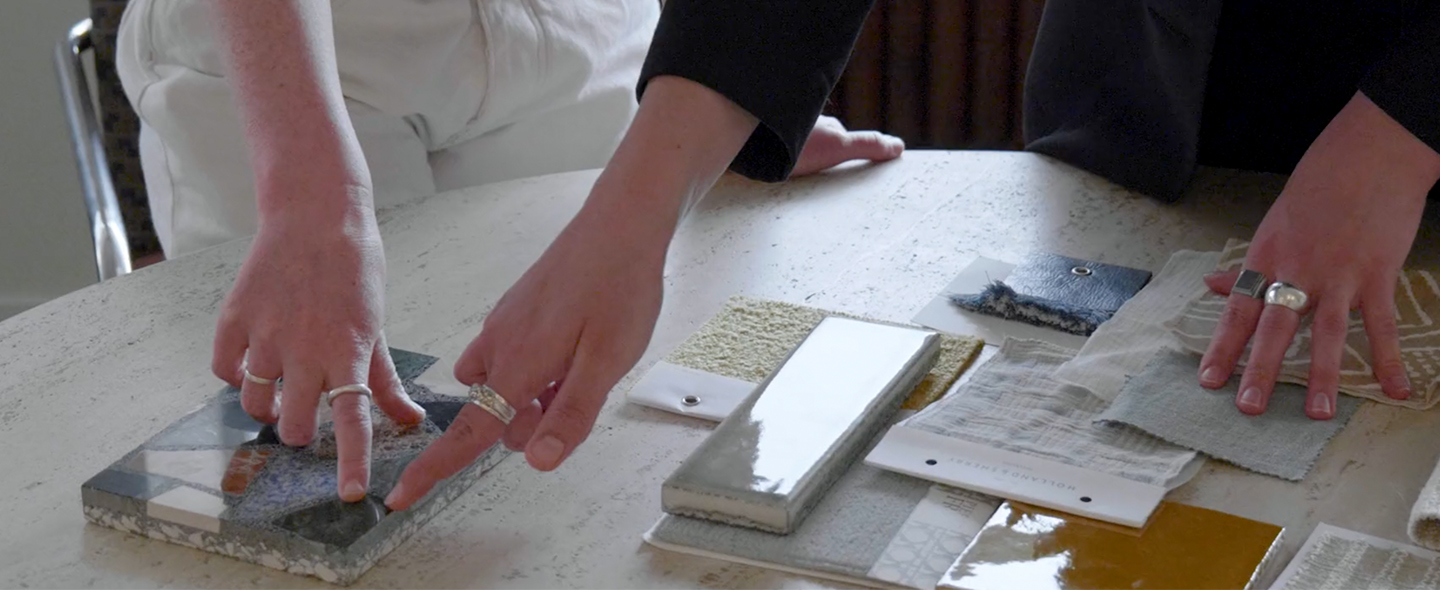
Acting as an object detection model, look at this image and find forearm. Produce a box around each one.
[579,75,758,247]
[213,0,371,223]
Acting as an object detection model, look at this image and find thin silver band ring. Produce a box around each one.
[325,384,373,407]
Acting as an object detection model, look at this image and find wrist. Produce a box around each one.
[1318,93,1440,199]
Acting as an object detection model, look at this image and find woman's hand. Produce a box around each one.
[1198,92,1440,419]
[791,116,905,177]
[213,200,426,501]
[384,75,757,510]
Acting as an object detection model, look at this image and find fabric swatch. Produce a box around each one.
[1097,348,1361,481]
[1276,524,1440,590]
[902,339,1202,489]
[1052,250,1222,401]
[664,296,984,411]
[1168,239,1440,409]
[948,281,1112,336]
[1411,460,1440,551]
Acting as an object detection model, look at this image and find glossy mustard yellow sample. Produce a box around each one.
[937,501,1283,590]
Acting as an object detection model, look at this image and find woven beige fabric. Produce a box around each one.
[1167,239,1440,410]
[666,296,984,411]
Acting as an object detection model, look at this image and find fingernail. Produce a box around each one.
[342,481,366,501]
[1308,394,1334,419]
[1388,375,1413,400]
[1238,387,1264,412]
[1200,366,1224,386]
[384,483,406,509]
[530,436,566,469]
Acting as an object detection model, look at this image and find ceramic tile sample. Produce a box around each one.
[938,501,1284,590]
[81,348,509,585]
[662,317,941,533]
[626,295,983,421]
[1273,524,1440,589]
[648,413,999,590]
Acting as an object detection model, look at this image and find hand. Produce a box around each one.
[384,74,753,510]
[384,201,666,509]
[1197,93,1440,419]
[212,198,425,501]
[791,116,905,177]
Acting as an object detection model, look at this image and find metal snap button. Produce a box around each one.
[682,395,700,406]
[1071,266,1093,276]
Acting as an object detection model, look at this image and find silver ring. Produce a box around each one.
[325,384,373,406]
[467,384,516,425]
[243,367,278,386]
[1264,281,1310,313]
[1232,269,1270,299]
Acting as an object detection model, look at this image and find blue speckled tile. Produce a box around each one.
[80,348,509,585]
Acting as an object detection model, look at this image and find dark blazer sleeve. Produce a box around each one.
[637,0,877,182]
[1360,3,1440,154]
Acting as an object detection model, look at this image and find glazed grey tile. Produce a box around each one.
[389,347,438,382]
[147,399,265,448]
[83,468,177,501]
[662,317,941,533]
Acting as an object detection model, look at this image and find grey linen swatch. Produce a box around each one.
[904,339,1202,489]
[1097,348,1361,481]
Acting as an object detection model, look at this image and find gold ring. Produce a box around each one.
[325,384,373,407]
[467,384,516,425]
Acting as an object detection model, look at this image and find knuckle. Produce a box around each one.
[549,404,597,434]
[1218,305,1255,331]
[1376,358,1408,379]
[1311,313,1350,341]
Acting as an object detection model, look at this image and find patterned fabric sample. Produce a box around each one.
[903,339,1201,488]
[1052,250,1222,401]
[1281,528,1440,589]
[1168,239,1440,409]
[1098,348,1360,481]
[665,296,984,410]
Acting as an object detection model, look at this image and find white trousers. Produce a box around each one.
[117,0,659,257]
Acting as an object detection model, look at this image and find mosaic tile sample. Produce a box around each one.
[81,348,507,585]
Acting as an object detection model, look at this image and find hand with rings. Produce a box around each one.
[1195,92,1439,419]
[214,208,427,503]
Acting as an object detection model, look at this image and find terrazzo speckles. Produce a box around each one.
[81,348,509,585]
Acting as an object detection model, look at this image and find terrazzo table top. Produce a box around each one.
[6,151,1440,588]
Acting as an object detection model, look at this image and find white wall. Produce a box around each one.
[0,0,99,320]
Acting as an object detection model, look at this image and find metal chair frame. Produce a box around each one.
[54,17,133,281]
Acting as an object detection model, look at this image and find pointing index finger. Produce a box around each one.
[385,401,506,510]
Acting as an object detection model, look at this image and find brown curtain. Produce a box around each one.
[829,0,1047,150]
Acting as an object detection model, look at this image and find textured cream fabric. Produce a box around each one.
[1281,526,1440,589]
[1051,250,1221,401]
[1167,239,1440,410]
[904,339,1202,489]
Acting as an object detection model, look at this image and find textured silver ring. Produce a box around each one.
[468,384,516,425]
[1231,269,1270,299]
[243,367,278,386]
[325,384,373,407]
[1264,281,1310,313]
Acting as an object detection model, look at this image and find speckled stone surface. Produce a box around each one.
[79,349,507,585]
[8,152,1440,588]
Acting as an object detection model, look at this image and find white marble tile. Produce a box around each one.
[147,486,226,533]
[126,449,232,490]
